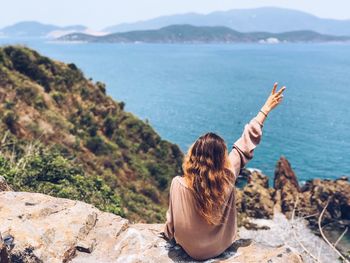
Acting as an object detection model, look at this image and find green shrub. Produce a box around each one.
[85,136,112,155]
[4,46,51,91]
[51,91,65,104]
[140,185,160,203]
[146,161,170,190]
[16,86,38,105]
[27,122,42,137]
[80,112,94,127]
[80,87,90,99]
[3,111,18,133]
[64,66,83,88]
[68,63,78,71]
[1,147,124,216]
[104,115,118,137]
[34,96,47,110]
[4,100,15,109]
[119,101,125,111]
[96,81,106,94]
[171,144,182,159]
[88,125,98,137]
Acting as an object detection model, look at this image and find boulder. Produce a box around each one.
[239,171,275,219]
[0,191,302,263]
[299,177,350,229]
[0,233,10,263]
[274,157,300,217]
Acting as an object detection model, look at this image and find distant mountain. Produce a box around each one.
[0,21,87,38]
[59,24,350,44]
[104,7,350,36]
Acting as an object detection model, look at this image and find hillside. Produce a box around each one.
[0,46,183,223]
[59,24,350,44]
[104,7,350,36]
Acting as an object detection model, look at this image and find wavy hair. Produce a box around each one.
[183,132,234,225]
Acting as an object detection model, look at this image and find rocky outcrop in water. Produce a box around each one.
[273,157,301,217]
[0,191,302,263]
[237,157,350,227]
[236,157,350,260]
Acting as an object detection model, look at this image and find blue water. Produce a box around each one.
[1,38,350,182]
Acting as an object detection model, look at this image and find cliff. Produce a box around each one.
[0,46,183,223]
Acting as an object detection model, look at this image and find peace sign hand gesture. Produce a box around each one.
[262,82,286,114]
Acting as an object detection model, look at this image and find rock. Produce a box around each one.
[0,233,10,263]
[239,171,275,219]
[0,176,11,191]
[298,177,350,229]
[274,157,300,217]
[0,191,128,263]
[274,157,300,192]
[0,191,302,262]
[241,220,271,230]
[247,170,269,188]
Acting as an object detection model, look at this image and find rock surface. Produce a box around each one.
[238,171,275,219]
[236,157,350,260]
[274,157,301,217]
[237,157,350,229]
[0,191,302,263]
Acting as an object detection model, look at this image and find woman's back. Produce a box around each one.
[164,175,237,260]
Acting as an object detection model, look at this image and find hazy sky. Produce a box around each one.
[2,0,350,29]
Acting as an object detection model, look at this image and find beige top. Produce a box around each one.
[163,117,263,260]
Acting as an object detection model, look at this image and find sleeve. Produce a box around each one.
[163,178,175,240]
[228,117,263,179]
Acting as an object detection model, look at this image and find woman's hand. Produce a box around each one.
[255,82,286,126]
[261,82,286,114]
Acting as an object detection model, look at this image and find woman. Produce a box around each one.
[163,83,286,260]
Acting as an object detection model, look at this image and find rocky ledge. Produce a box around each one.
[0,156,349,262]
[0,191,302,263]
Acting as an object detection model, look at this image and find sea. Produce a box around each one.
[1,38,350,183]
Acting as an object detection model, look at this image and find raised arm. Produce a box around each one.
[228,83,286,179]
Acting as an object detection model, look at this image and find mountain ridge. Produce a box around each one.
[59,24,350,44]
[104,7,350,36]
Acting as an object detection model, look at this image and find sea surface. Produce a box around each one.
[1,38,350,182]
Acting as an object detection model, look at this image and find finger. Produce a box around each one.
[276,86,286,96]
[271,82,278,94]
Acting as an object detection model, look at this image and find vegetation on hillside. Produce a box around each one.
[0,135,123,215]
[0,45,183,223]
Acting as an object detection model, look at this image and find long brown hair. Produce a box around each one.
[183,132,234,225]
